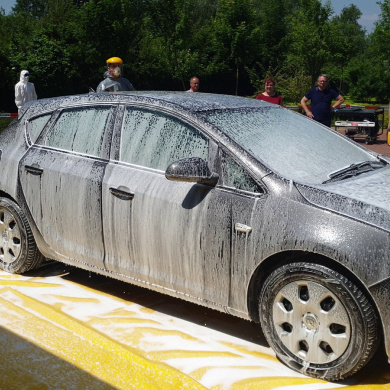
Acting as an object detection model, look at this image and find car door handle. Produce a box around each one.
[25,165,43,176]
[235,223,252,233]
[109,187,135,200]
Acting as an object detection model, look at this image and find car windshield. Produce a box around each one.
[204,106,381,184]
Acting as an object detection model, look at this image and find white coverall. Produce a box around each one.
[15,70,37,112]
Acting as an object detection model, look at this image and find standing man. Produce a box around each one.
[15,70,37,113]
[301,74,344,127]
[97,57,136,92]
[186,77,200,92]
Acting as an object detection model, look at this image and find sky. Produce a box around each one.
[0,0,383,33]
[324,0,382,32]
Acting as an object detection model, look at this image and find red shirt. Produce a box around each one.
[256,93,283,105]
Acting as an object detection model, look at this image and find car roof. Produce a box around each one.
[20,91,273,118]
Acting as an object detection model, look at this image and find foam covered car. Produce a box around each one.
[1,92,390,380]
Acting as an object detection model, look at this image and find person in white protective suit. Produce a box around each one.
[15,70,37,113]
[96,57,136,92]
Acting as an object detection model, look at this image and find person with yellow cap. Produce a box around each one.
[96,57,135,92]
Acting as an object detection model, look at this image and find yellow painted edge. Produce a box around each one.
[0,287,206,390]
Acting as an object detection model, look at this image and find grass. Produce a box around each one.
[0,117,15,134]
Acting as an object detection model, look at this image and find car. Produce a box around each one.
[0,91,389,381]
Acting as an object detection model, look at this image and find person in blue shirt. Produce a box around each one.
[301,74,344,127]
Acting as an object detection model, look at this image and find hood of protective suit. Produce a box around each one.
[20,70,29,84]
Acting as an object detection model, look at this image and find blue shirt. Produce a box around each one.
[305,87,339,125]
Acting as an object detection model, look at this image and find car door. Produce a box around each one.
[102,105,267,307]
[216,149,268,312]
[19,105,116,269]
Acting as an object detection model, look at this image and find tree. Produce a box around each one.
[12,0,47,18]
[326,5,366,94]
[10,33,73,97]
[255,0,294,70]
[285,0,333,84]
[0,13,17,111]
[345,0,390,102]
[0,0,386,111]
[208,0,262,95]
[141,0,199,90]
[68,0,146,90]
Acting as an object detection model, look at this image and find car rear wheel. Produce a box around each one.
[0,198,44,273]
[259,262,380,381]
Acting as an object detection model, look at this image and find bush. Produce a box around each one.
[0,117,15,134]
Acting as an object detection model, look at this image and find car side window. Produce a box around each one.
[41,106,111,157]
[27,114,51,144]
[222,152,263,193]
[120,107,209,170]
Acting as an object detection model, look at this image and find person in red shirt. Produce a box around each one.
[256,77,283,105]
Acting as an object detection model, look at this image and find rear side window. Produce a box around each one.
[40,106,112,157]
[120,107,209,170]
[27,114,51,144]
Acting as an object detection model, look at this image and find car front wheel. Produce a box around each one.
[259,262,380,381]
[0,198,44,274]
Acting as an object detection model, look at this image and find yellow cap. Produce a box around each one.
[106,57,123,65]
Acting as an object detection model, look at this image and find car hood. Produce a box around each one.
[296,166,390,232]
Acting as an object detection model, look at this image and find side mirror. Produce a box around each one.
[165,157,219,186]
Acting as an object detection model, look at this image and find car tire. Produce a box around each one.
[0,198,44,273]
[259,262,380,381]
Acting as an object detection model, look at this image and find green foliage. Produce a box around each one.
[285,0,333,83]
[255,0,293,69]
[13,0,47,17]
[324,4,366,94]
[70,0,146,89]
[246,65,312,103]
[208,0,262,94]
[345,55,390,102]
[343,0,390,102]
[143,0,196,89]
[0,0,389,110]
[0,118,14,134]
[274,70,312,104]
[10,33,74,97]
[0,14,15,110]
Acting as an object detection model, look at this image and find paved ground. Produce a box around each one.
[1,262,390,389]
[333,125,390,157]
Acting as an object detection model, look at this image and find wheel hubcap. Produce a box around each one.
[272,280,351,364]
[303,312,319,331]
[0,208,22,264]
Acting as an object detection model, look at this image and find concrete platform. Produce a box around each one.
[0,263,389,389]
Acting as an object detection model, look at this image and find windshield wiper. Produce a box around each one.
[323,161,385,184]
